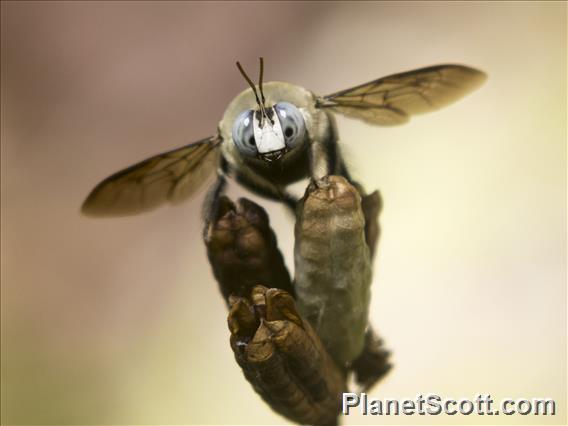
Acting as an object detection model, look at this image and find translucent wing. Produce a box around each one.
[318,64,486,126]
[82,135,222,217]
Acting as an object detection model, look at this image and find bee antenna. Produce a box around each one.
[258,57,266,107]
[236,61,263,108]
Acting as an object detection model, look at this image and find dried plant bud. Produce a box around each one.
[204,196,293,301]
[251,285,268,306]
[351,328,392,391]
[265,288,303,328]
[228,286,346,426]
[294,176,372,367]
[210,187,391,423]
[227,297,259,339]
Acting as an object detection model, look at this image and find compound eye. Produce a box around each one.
[232,109,257,157]
[274,102,306,149]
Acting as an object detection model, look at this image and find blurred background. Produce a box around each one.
[1,1,565,424]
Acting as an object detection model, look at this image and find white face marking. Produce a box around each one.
[252,109,286,154]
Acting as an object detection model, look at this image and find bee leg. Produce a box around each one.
[339,159,354,182]
[339,159,365,193]
[202,173,227,239]
[282,194,298,212]
[308,140,334,181]
[310,140,371,209]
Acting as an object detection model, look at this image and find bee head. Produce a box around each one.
[233,59,306,163]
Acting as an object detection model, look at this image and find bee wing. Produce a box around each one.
[82,135,222,217]
[318,64,486,126]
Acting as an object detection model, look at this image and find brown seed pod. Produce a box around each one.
[215,192,392,423]
[229,286,346,426]
[294,176,372,367]
[204,196,294,301]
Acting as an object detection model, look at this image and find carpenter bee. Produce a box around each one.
[82,58,486,221]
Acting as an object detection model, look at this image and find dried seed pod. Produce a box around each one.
[204,196,293,300]
[229,286,346,426]
[294,175,372,366]
[227,296,259,339]
[212,189,392,422]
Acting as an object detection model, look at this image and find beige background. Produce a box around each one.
[1,1,566,425]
